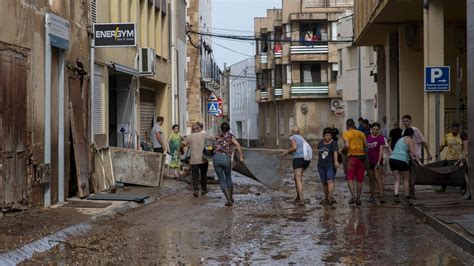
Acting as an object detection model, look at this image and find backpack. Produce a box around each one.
[303,140,313,161]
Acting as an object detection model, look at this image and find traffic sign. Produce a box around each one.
[207,102,219,115]
[425,66,450,92]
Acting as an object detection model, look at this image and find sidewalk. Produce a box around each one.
[408,186,474,255]
[0,179,190,264]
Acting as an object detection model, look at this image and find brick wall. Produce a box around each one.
[186,0,203,128]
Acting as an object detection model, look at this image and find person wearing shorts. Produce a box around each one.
[317,128,339,205]
[284,126,311,206]
[367,122,386,203]
[389,128,421,203]
[343,119,367,206]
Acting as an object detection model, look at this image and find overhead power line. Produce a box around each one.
[187,30,354,43]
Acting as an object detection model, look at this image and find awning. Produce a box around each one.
[108,61,139,76]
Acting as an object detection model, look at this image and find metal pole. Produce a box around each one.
[90,37,95,146]
[58,50,65,203]
[467,0,474,197]
[44,14,52,208]
[171,0,176,125]
[456,56,461,123]
[357,46,362,118]
[245,68,250,147]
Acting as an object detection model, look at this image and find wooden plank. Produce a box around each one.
[68,78,91,198]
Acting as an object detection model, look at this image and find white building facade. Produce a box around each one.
[335,14,379,122]
[229,58,259,147]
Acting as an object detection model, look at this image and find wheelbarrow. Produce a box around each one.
[409,160,469,199]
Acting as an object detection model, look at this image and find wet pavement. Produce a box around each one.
[24,163,473,264]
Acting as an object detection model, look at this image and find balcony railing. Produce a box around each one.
[305,0,354,8]
[290,44,328,55]
[291,82,329,96]
[261,91,269,100]
[260,55,268,64]
[275,88,283,97]
[275,51,283,58]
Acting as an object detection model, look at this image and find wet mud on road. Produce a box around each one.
[25,164,473,264]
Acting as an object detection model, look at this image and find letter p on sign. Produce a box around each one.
[430,68,443,83]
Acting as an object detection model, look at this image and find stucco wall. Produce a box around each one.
[0,1,90,206]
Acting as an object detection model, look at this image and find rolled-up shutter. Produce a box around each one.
[139,88,156,143]
[93,64,104,134]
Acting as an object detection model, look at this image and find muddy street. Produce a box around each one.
[25,166,473,264]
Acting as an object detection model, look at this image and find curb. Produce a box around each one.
[409,205,474,255]
[0,198,153,265]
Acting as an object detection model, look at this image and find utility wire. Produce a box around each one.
[212,40,254,57]
[188,30,354,43]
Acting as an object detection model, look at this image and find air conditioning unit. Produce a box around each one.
[331,99,342,111]
[139,48,156,76]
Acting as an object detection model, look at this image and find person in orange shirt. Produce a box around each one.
[343,119,368,206]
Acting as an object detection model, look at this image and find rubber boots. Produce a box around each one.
[223,189,233,207]
[229,186,234,203]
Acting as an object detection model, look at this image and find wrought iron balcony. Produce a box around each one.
[290,82,329,96]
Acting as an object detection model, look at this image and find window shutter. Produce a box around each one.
[90,0,97,23]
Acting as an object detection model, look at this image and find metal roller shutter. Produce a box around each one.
[93,64,104,134]
[139,88,156,143]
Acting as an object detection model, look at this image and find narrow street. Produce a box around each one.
[25,165,473,264]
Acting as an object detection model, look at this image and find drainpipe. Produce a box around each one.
[467,0,474,197]
[171,0,177,125]
[44,15,52,207]
[357,46,361,118]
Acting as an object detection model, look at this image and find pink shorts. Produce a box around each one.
[347,156,365,182]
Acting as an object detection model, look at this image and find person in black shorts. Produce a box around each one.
[284,126,311,206]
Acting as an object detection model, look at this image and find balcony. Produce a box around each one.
[290,44,328,54]
[305,0,354,8]
[290,82,329,96]
[261,91,269,100]
[260,55,268,64]
[274,51,282,58]
[275,88,283,98]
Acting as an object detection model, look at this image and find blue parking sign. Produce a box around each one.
[207,102,219,115]
[425,66,450,92]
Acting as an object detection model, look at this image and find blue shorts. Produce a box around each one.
[318,165,335,185]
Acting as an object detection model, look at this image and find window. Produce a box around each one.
[265,116,271,135]
[286,65,292,84]
[301,64,321,83]
[279,117,285,136]
[348,47,357,69]
[365,47,375,65]
[338,50,343,76]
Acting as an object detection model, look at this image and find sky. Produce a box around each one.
[212,0,281,69]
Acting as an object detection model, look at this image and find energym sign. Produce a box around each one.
[93,23,136,47]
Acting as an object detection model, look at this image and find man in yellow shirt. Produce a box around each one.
[436,123,463,192]
[343,119,368,206]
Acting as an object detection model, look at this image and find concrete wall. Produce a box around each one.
[294,99,344,144]
[110,147,164,187]
[229,59,258,146]
[95,0,173,144]
[398,25,425,130]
